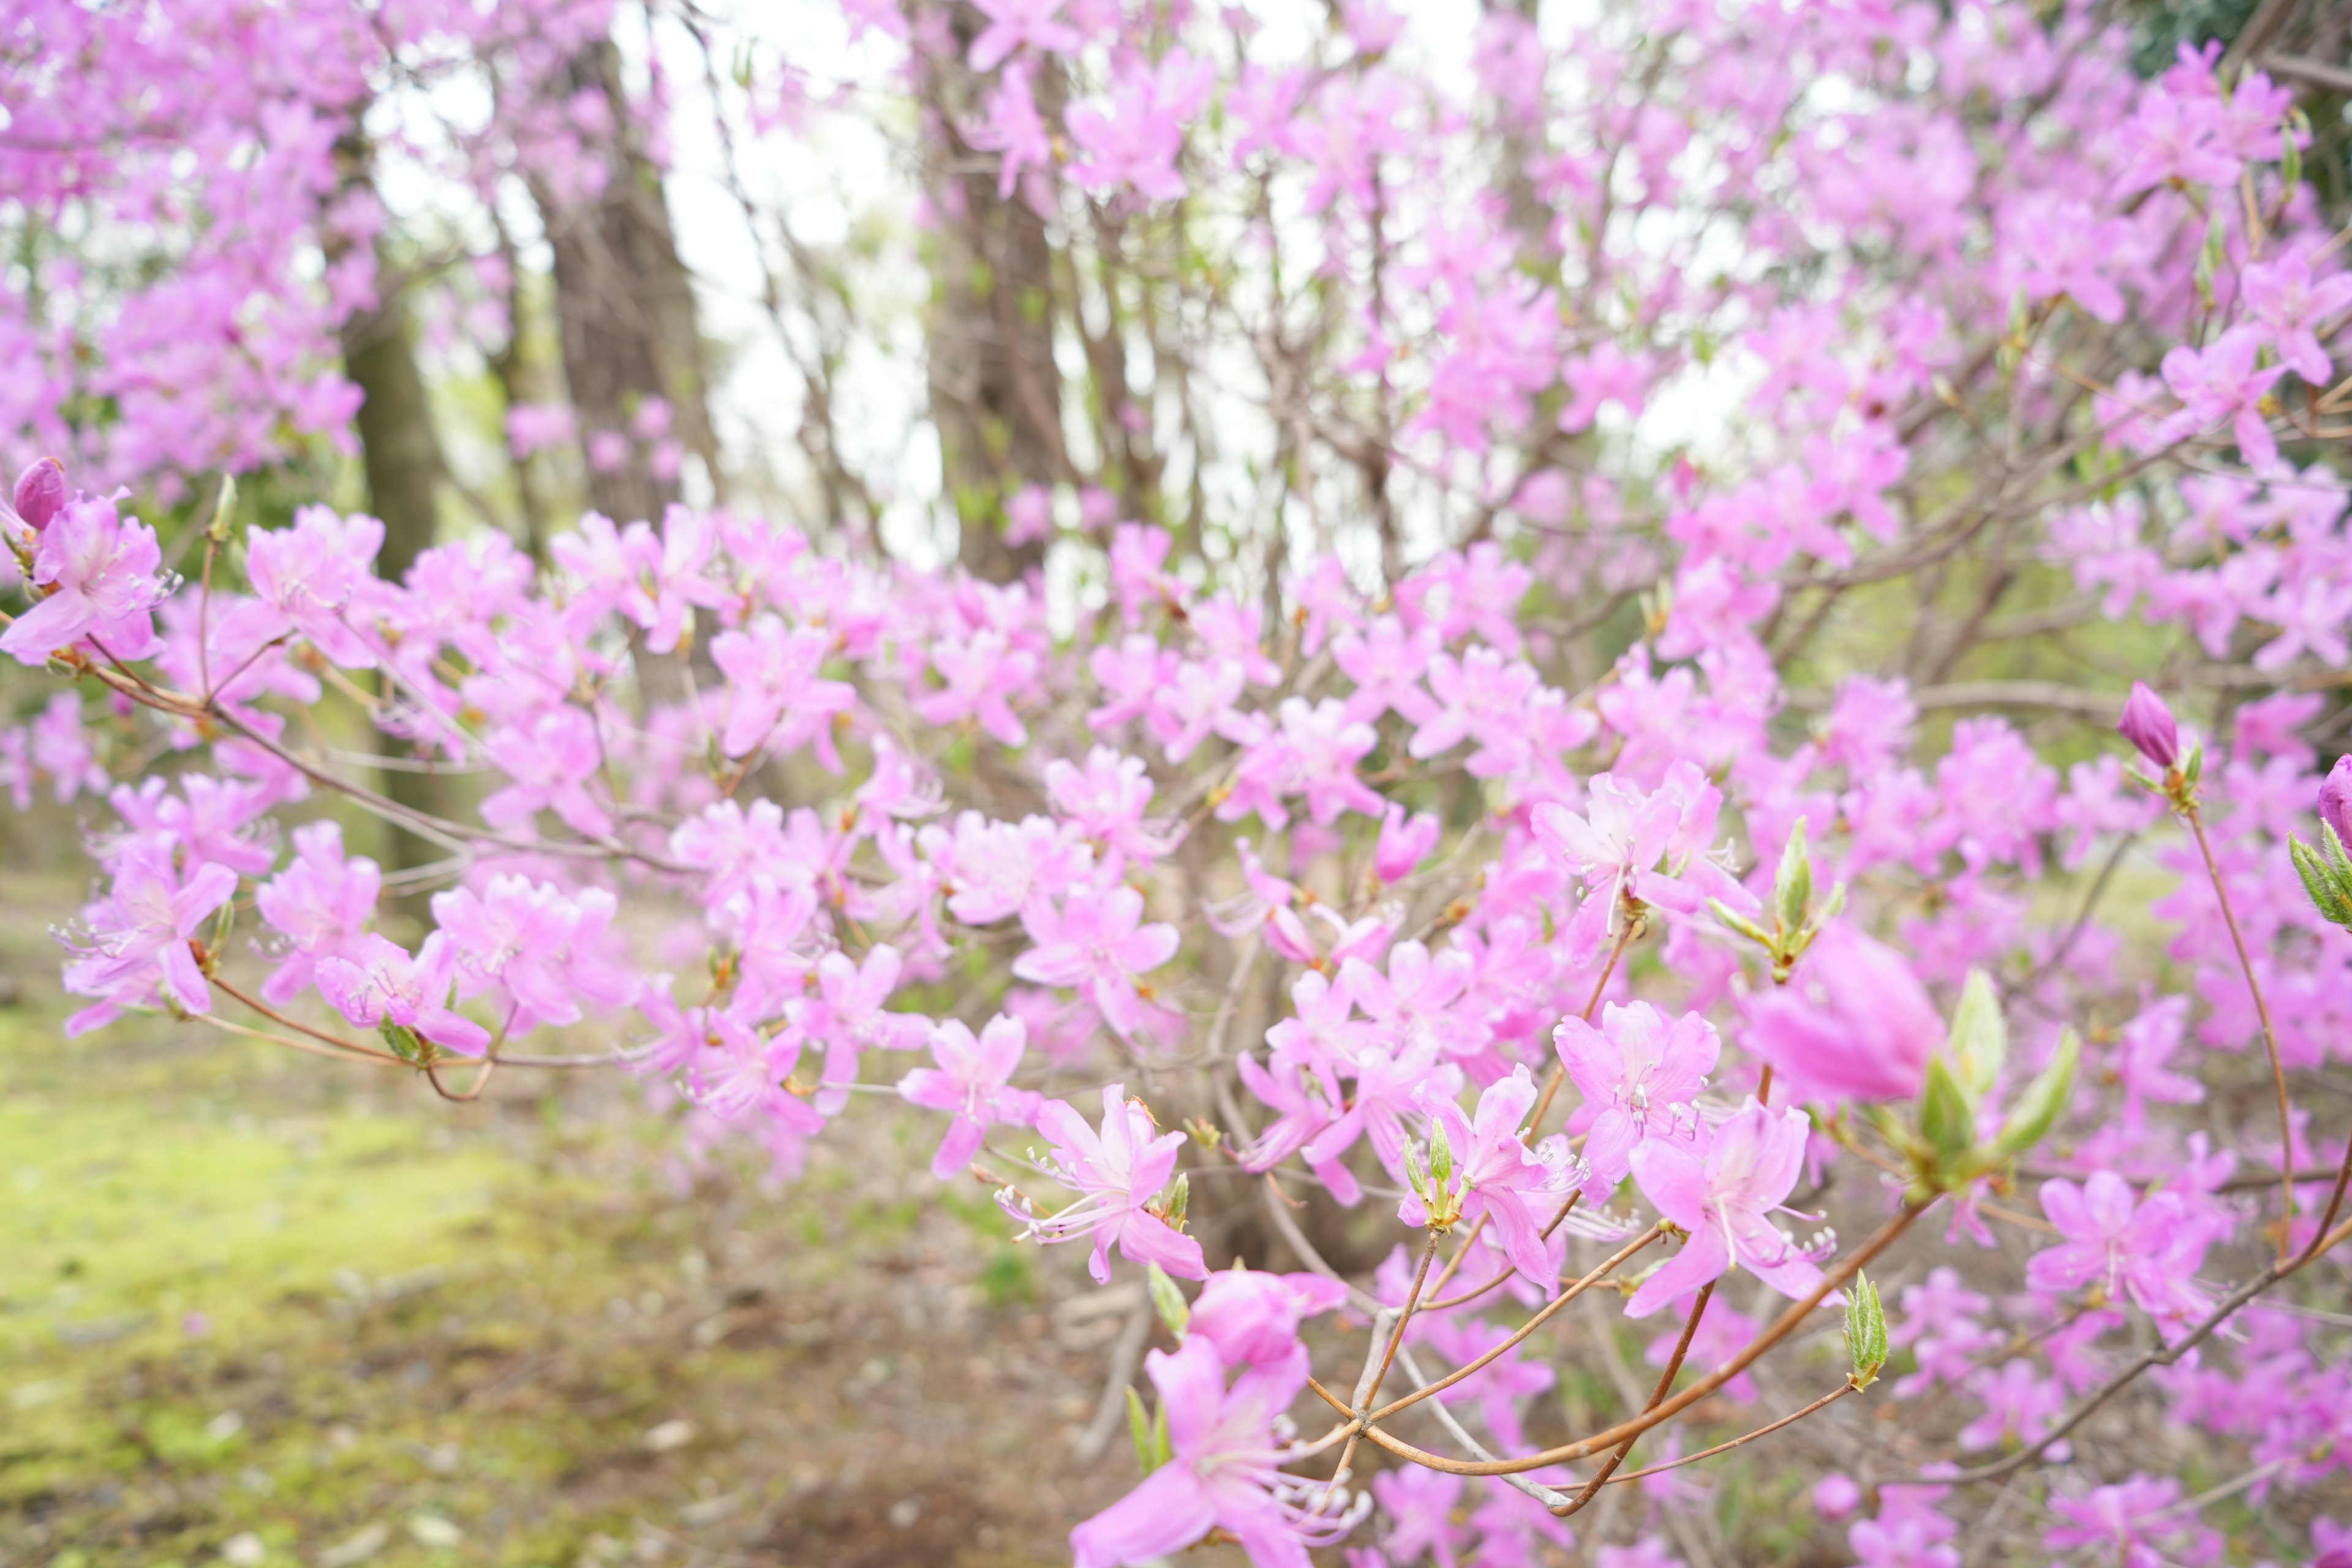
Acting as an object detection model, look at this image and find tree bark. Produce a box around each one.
[915,4,1065,582]
[533,39,717,529]
[336,125,452,919]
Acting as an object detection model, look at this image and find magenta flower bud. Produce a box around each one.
[13,456,66,532]
[2116,682,2179,769]
[2320,755,2352,849]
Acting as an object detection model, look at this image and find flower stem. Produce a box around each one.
[2184,802,2294,1261]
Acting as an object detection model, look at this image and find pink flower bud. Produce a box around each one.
[1374,802,1440,882]
[1814,1474,1863,1520]
[13,456,66,532]
[2320,754,2352,850]
[2116,682,2179,769]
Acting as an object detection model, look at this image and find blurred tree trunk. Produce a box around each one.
[914,4,1065,582]
[529,36,718,703]
[335,126,451,921]
[533,38,717,529]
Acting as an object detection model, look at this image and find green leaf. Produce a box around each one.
[1992,1028,2079,1160]
[1428,1118,1453,1193]
[1126,1386,1162,1475]
[2195,209,2226,310]
[2180,738,2204,792]
[1709,898,1774,949]
[1917,1056,1977,1162]
[205,472,238,544]
[379,1022,425,1064]
[1160,1172,1189,1231]
[2283,123,2304,192]
[1844,1271,1888,1389]
[1774,818,1814,938]
[2319,821,2352,890]
[1945,970,2007,1104]
[1147,1264,1190,1338]
[2290,836,2352,929]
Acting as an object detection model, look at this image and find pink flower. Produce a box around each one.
[899,1013,1042,1180]
[1958,1358,2068,1455]
[2028,1172,2212,1331]
[1,493,170,666]
[1003,1083,1205,1284]
[429,876,639,1037]
[914,629,1036,746]
[2044,1474,2222,1568]
[1551,1002,1719,1196]
[1045,746,1181,867]
[1342,938,1478,1060]
[317,932,493,1057]
[1065,51,1213,202]
[60,841,238,1033]
[482,706,614,839]
[2241,252,2352,385]
[1741,924,1943,1104]
[969,59,1055,198]
[804,942,929,1111]
[2160,326,2286,469]
[1401,1065,1569,1289]
[2116,680,2179,769]
[709,616,855,762]
[1624,1097,1828,1317]
[1332,615,1441,726]
[1185,1268,1348,1369]
[1012,884,1179,1038]
[967,0,1080,73]
[11,456,67,533]
[1306,1038,1459,1206]
[243,505,382,667]
[1374,802,1441,883]
[1233,1050,1338,1177]
[253,821,381,1006]
[1069,1337,1347,1568]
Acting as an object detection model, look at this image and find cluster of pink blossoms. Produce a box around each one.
[7,0,2352,1564]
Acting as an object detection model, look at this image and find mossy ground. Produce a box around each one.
[0,876,1136,1568]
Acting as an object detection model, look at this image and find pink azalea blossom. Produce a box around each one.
[1185,1267,1349,1368]
[1012,884,1179,1038]
[2241,252,2352,385]
[1551,1001,1719,1196]
[243,505,382,666]
[899,1013,1043,1180]
[1401,1065,1570,1288]
[60,841,238,1033]
[1,493,170,666]
[317,932,493,1057]
[1741,924,1943,1103]
[2044,1474,2222,1568]
[1624,1097,1830,1317]
[429,876,638,1038]
[482,706,614,839]
[967,0,1079,73]
[709,616,854,761]
[804,942,929,1112]
[253,821,380,1006]
[2160,326,2287,469]
[1069,1336,1351,1567]
[1003,1083,1205,1284]
[2028,1172,2212,1332]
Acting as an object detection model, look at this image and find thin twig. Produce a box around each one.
[2184,802,2294,1260]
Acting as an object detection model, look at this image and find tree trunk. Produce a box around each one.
[534,39,717,529]
[336,126,452,921]
[916,4,1065,582]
